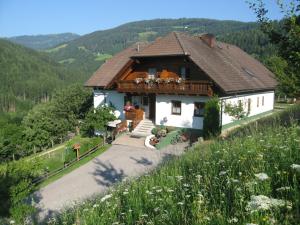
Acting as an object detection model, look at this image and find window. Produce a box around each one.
[247,98,251,114]
[142,96,148,106]
[194,102,205,117]
[257,97,259,107]
[124,95,132,106]
[171,101,181,115]
[238,100,242,107]
[180,67,186,79]
[148,68,157,79]
[179,67,190,80]
[262,96,264,106]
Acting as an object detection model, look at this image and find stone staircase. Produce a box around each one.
[131,119,155,137]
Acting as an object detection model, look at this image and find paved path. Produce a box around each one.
[34,142,188,220]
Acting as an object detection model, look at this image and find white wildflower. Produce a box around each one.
[123,191,129,195]
[276,186,291,192]
[254,173,269,181]
[176,175,184,181]
[93,204,99,208]
[156,189,162,193]
[291,164,300,172]
[227,217,238,223]
[146,190,153,195]
[246,195,288,213]
[154,207,160,212]
[183,183,190,187]
[219,171,227,176]
[9,220,15,224]
[231,178,239,183]
[177,202,184,205]
[203,216,211,221]
[246,223,258,225]
[100,194,112,202]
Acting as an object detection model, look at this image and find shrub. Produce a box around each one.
[203,96,221,138]
[0,159,41,221]
[151,128,158,136]
[81,106,116,137]
[157,129,167,137]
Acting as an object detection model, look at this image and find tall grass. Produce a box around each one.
[48,107,300,225]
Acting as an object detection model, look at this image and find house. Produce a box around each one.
[85,32,277,136]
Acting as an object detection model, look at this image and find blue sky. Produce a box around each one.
[0,0,285,37]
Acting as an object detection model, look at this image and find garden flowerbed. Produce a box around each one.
[149,126,189,149]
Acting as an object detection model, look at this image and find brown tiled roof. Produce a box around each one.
[85,42,149,87]
[175,33,277,93]
[86,32,277,93]
[133,32,187,57]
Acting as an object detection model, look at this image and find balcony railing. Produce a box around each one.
[117,80,213,96]
[125,109,144,129]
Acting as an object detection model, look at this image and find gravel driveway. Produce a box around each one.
[34,141,188,220]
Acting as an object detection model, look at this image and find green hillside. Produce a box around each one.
[0,39,87,113]
[7,33,80,50]
[45,18,276,75]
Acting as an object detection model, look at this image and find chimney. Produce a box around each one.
[200,33,216,48]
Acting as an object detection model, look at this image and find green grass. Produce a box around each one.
[94,53,112,61]
[44,43,67,53]
[155,130,180,149]
[37,144,111,188]
[138,31,158,41]
[50,105,300,225]
[58,58,75,64]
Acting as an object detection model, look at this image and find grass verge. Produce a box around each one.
[37,144,110,188]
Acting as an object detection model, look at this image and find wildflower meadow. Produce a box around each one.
[49,108,300,225]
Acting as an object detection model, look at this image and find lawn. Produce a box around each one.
[29,135,106,187]
[50,105,300,225]
[37,144,111,188]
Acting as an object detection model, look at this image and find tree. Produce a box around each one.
[81,106,116,137]
[224,100,249,121]
[203,97,221,138]
[248,0,300,96]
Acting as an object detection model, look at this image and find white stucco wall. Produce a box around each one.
[93,89,125,119]
[155,95,209,129]
[220,91,275,126]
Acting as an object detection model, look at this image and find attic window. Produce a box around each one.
[242,67,256,77]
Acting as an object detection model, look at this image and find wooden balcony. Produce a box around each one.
[117,80,213,96]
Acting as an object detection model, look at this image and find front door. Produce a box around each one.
[149,94,156,121]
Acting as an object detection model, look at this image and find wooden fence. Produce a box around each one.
[32,142,106,185]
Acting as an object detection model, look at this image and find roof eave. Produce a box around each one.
[131,53,189,59]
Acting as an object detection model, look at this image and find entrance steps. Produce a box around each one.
[131,119,155,137]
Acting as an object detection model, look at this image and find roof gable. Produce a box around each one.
[85,42,148,87]
[133,32,187,57]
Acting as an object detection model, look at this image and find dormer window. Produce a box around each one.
[148,68,156,79]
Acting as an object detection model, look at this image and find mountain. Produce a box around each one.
[0,39,87,113]
[7,33,80,50]
[45,18,276,75]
